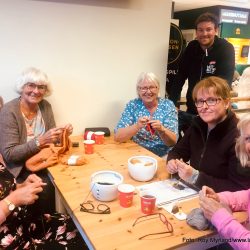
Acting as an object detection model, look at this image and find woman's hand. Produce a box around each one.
[17,174,45,188]
[137,116,149,129]
[9,182,46,207]
[64,123,73,135]
[148,120,163,132]
[201,186,220,202]
[199,194,224,220]
[38,127,64,147]
[199,186,232,221]
[175,159,194,181]
[166,159,178,174]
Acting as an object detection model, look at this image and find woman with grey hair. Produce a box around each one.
[114,72,178,157]
[0,67,73,214]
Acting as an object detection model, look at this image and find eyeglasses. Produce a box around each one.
[25,83,47,92]
[138,86,158,93]
[244,136,250,143]
[80,201,111,214]
[195,98,221,108]
[132,213,173,240]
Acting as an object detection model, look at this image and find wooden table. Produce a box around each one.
[48,136,247,250]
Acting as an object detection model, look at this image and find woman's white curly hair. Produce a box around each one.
[136,72,160,96]
[15,67,52,97]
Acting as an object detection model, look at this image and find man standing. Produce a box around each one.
[169,12,235,134]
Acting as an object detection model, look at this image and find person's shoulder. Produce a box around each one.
[186,40,199,49]
[4,97,19,106]
[221,112,238,137]
[183,40,201,56]
[215,36,234,49]
[125,98,141,108]
[160,97,174,106]
[128,98,141,104]
[228,111,238,124]
[39,99,52,107]
[191,115,206,130]
[1,98,19,112]
[37,99,53,114]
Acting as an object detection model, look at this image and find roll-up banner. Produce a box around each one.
[166,23,185,97]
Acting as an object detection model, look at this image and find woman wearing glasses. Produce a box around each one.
[114,72,178,157]
[0,67,73,213]
[199,113,250,250]
[166,76,250,192]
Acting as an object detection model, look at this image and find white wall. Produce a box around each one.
[0,0,172,135]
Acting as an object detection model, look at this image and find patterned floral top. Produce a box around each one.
[115,98,178,157]
[0,164,85,249]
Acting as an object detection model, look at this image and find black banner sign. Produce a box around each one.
[166,23,185,97]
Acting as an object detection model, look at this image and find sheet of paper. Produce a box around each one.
[136,178,198,207]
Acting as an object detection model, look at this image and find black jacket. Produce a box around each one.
[169,36,235,114]
[167,111,250,192]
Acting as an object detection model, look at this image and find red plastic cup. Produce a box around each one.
[84,140,95,154]
[140,194,156,214]
[94,131,105,144]
[118,184,135,208]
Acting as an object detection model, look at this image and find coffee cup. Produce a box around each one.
[84,140,95,154]
[118,184,135,208]
[140,193,156,214]
[94,131,105,144]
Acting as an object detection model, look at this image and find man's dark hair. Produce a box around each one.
[195,12,219,29]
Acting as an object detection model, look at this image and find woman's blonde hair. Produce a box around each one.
[235,113,250,167]
[192,76,231,101]
[15,67,52,97]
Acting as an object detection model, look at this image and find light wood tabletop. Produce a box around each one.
[48,136,247,250]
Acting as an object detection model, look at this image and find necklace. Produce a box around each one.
[22,111,38,137]
[19,98,38,120]
[22,111,37,120]
[23,116,36,127]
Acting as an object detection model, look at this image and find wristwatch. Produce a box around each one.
[4,198,15,211]
[35,137,40,148]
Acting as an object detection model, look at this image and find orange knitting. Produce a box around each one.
[25,129,87,171]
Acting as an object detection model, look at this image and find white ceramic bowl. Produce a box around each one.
[128,156,157,182]
[90,170,124,202]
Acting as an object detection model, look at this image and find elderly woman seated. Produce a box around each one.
[114,72,178,157]
[0,67,73,214]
